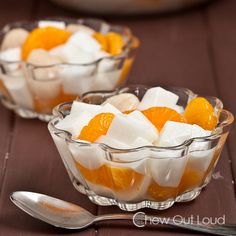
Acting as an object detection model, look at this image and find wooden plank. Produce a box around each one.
[0,0,34,203]
[0,0,97,235]
[206,0,236,193]
[0,117,97,236]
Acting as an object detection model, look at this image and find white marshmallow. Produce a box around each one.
[67,31,101,54]
[38,20,66,29]
[70,101,101,116]
[0,47,21,61]
[138,87,179,111]
[106,114,157,144]
[56,111,94,138]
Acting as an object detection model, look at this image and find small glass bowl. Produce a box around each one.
[0,18,139,121]
[48,85,234,211]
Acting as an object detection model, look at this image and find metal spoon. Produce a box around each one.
[10,191,236,235]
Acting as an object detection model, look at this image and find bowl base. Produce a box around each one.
[73,180,202,211]
[1,96,52,122]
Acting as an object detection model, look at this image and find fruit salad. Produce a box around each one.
[0,19,138,120]
[49,86,233,211]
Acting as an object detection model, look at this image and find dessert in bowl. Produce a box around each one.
[0,18,138,121]
[48,85,234,211]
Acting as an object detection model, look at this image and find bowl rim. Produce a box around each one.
[48,85,234,153]
[0,17,139,67]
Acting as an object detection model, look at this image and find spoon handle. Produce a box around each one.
[94,214,236,236]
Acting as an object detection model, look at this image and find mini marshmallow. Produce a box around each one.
[138,87,179,111]
[106,114,157,144]
[0,47,21,61]
[38,20,66,29]
[70,101,101,116]
[56,111,94,138]
[67,31,101,54]
[103,93,140,112]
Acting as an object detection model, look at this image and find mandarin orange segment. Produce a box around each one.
[93,32,108,52]
[147,181,178,201]
[106,32,124,55]
[142,107,186,131]
[184,97,218,130]
[22,27,71,60]
[178,168,203,193]
[93,32,124,56]
[78,112,115,142]
[76,162,143,191]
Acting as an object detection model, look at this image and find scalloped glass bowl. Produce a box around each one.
[0,18,138,121]
[48,85,234,211]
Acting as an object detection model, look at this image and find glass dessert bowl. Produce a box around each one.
[0,18,138,121]
[48,85,234,211]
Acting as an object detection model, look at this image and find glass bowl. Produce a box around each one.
[0,18,139,121]
[48,85,234,211]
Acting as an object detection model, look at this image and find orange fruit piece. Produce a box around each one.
[77,162,143,191]
[142,107,186,131]
[148,181,178,201]
[93,32,124,56]
[78,112,115,142]
[93,32,108,52]
[106,32,124,55]
[22,27,71,60]
[184,97,217,130]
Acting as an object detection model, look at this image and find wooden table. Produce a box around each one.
[0,0,236,235]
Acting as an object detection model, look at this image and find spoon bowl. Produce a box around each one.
[10,191,95,229]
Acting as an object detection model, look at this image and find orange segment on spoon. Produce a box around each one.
[184,97,218,130]
[78,112,115,142]
[22,27,71,60]
[142,107,186,131]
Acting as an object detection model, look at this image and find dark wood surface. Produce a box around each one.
[0,0,236,235]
